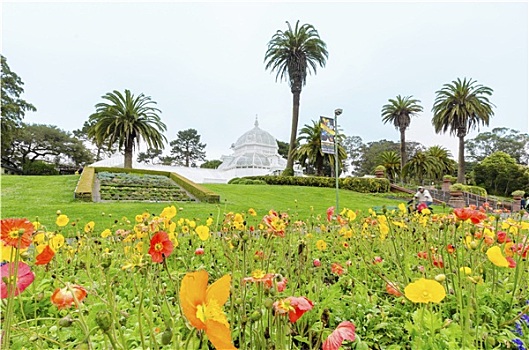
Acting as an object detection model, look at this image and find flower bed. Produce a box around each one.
[97,171,195,202]
[1,204,528,349]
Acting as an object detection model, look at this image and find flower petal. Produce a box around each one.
[206,274,231,307]
[205,319,236,350]
[180,270,208,330]
[323,321,356,350]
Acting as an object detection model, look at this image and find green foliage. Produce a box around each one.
[169,128,206,167]
[474,151,529,195]
[200,159,222,169]
[1,55,37,160]
[228,178,267,185]
[241,175,391,193]
[449,182,487,196]
[511,190,525,197]
[22,160,59,175]
[466,127,529,164]
[357,139,424,177]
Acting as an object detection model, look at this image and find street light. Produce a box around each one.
[334,108,343,213]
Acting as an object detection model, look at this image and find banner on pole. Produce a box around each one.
[320,116,335,154]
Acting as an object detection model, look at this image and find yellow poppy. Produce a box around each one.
[160,205,177,220]
[404,278,446,304]
[206,217,214,226]
[49,234,65,251]
[101,229,112,238]
[56,215,69,227]
[33,232,46,244]
[459,267,472,275]
[179,271,236,350]
[84,221,95,233]
[316,240,327,251]
[486,246,509,267]
[135,214,144,223]
[196,225,210,241]
[345,209,357,221]
[248,208,257,216]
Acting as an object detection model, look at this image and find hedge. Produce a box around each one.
[74,167,220,203]
[74,167,96,201]
[237,175,391,193]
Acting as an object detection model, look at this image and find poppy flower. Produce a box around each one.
[56,214,69,227]
[273,296,314,323]
[243,270,276,289]
[35,245,55,265]
[372,256,383,264]
[486,246,509,267]
[51,283,88,309]
[195,225,210,241]
[276,278,288,292]
[323,321,356,350]
[331,263,344,276]
[1,218,34,249]
[0,262,35,298]
[404,278,446,304]
[316,240,327,251]
[326,207,335,222]
[195,247,205,255]
[386,282,402,297]
[263,211,286,237]
[179,270,236,350]
[454,208,473,221]
[148,231,174,263]
[313,259,321,267]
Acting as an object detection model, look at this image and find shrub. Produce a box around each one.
[22,161,59,175]
[511,190,525,197]
[239,175,390,193]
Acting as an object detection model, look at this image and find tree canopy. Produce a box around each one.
[169,129,207,167]
[466,127,529,165]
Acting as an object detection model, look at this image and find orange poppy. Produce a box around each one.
[51,284,87,309]
[1,218,34,249]
[179,271,236,350]
[35,245,55,265]
[331,263,344,276]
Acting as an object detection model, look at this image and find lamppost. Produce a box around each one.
[334,108,343,213]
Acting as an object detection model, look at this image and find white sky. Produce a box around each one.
[2,1,528,161]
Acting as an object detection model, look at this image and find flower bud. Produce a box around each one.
[59,315,74,327]
[434,274,446,282]
[95,310,112,332]
[161,328,173,345]
[313,259,321,267]
[250,310,262,322]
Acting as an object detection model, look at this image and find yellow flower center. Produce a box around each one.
[155,242,163,251]
[252,269,266,279]
[8,229,23,239]
[195,301,229,327]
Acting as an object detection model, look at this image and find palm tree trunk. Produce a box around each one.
[457,134,465,183]
[399,127,406,171]
[285,90,301,175]
[124,140,133,169]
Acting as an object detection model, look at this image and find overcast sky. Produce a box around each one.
[3,1,528,162]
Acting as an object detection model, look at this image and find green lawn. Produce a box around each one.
[1,174,421,229]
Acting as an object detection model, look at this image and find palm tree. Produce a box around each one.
[402,151,442,184]
[381,95,423,171]
[376,151,401,182]
[88,90,167,168]
[425,145,456,181]
[265,21,328,175]
[432,78,494,183]
[294,120,347,176]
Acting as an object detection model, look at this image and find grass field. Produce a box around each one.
[1,174,430,229]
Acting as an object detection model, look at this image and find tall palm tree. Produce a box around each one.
[88,90,167,168]
[432,78,494,183]
[294,120,347,176]
[265,21,328,175]
[381,95,423,171]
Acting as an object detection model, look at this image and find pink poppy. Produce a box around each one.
[0,262,35,298]
[313,259,321,267]
[326,207,335,222]
[276,278,288,292]
[323,321,356,350]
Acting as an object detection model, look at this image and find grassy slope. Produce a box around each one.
[1,175,412,228]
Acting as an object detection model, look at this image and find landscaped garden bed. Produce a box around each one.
[97,171,195,202]
[1,202,528,349]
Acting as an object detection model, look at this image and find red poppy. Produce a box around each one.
[506,256,516,268]
[195,248,205,255]
[326,207,335,222]
[417,251,428,259]
[331,263,344,276]
[35,245,55,265]
[417,203,428,213]
[273,296,314,323]
[454,208,473,221]
[1,218,34,249]
[313,259,321,267]
[243,272,277,289]
[51,283,88,309]
[372,256,383,264]
[323,321,356,350]
[148,231,174,263]
[432,255,444,268]
[0,262,35,298]
[386,282,402,297]
[497,231,510,244]
[446,244,455,254]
